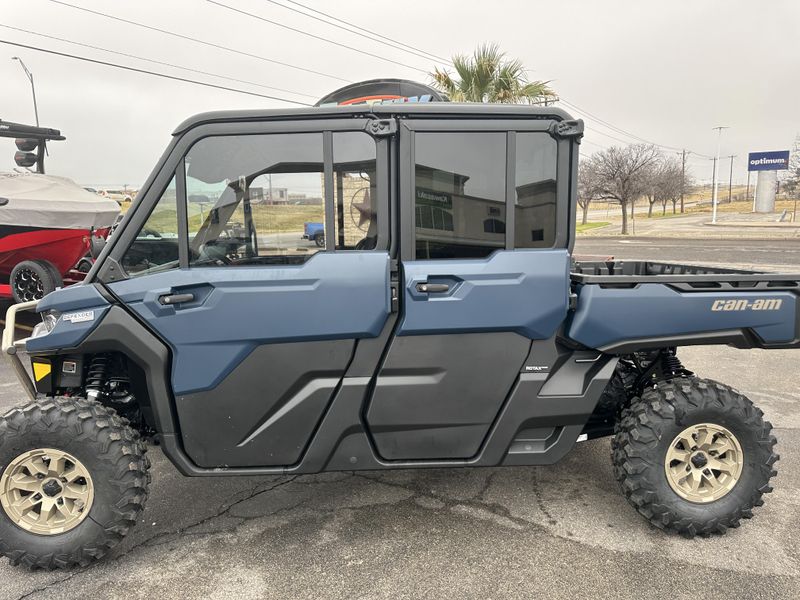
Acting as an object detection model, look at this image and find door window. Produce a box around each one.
[120,176,179,276]
[515,133,557,248]
[185,133,327,266]
[333,132,377,250]
[414,132,506,259]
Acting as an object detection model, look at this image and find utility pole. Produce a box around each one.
[711,126,729,223]
[727,155,736,204]
[11,57,39,126]
[680,149,687,213]
[746,170,751,206]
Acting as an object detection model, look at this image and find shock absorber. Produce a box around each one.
[85,354,110,400]
[660,348,692,379]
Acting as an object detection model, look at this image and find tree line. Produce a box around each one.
[578,144,693,234]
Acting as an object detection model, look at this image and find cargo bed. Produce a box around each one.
[568,260,800,353]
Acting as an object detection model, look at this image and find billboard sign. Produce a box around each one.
[748,150,790,171]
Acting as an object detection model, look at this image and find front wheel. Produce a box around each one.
[0,398,150,569]
[612,377,778,537]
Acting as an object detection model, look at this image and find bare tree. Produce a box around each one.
[583,144,660,234]
[643,164,660,218]
[577,161,600,225]
[651,156,687,215]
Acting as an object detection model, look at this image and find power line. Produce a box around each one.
[0,39,312,105]
[205,0,428,73]
[46,0,348,82]
[0,24,318,100]
[584,126,645,147]
[581,139,609,150]
[560,98,682,150]
[262,0,452,66]
[560,98,714,158]
[281,0,452,64]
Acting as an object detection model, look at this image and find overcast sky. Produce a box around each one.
[1,0,798,187]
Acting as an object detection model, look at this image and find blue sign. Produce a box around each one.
[748,150,790,171]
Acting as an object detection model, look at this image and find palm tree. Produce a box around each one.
[430,43,556,104]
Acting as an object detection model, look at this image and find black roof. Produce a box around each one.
[172,103,573,135]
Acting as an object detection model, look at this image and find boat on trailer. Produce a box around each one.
[0,172,119,302]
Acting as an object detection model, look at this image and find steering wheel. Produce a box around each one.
[198,242,233,265]
[354,236,377,250]
[141,227,162,239]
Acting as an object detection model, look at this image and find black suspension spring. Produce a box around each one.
[85,354,110,398]
[660,348,687,378]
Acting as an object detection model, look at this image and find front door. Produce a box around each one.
[365,121,572,461]
[105,122,392,468]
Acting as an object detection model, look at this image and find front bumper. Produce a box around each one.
[2,300,39,401]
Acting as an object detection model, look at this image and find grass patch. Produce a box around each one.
[143,201,325,235]
[645,211,686,219]
[686,198,800,215]
[576,221,610,233]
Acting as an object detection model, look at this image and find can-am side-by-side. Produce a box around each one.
[1,95,797,569]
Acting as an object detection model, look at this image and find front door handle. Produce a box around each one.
[158,292,195,305]
[416,282,450,293]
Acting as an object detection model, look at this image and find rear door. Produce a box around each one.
[101,119,392,468]
[365,119,574,461]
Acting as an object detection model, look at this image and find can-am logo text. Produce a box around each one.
[711,299,783,312]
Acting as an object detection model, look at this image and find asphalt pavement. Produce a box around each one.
[580,212,800,239]
[0,241,798,599]
[575,237,800,270]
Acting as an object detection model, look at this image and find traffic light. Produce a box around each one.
[14,138,41,169]
[0,120,65,173]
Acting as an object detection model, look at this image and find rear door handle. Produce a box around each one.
[416,282,450,293]
[158,292,195,305]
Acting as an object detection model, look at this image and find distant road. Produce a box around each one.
[575,237,800,269]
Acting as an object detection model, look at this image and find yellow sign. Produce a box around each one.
[32,361,51,382]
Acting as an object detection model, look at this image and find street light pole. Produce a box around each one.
[727,155,736,204]
[711,126,729,224]
[11,57,39,127]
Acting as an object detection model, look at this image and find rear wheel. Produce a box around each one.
[612,377,778,537]
[10,260,62,303]
[0,398,150,569]
[314,232,325,247]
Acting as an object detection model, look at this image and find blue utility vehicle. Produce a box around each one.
[1,98,798,569]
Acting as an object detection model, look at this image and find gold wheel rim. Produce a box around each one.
[664,423,744,503]
[0,448,94,535]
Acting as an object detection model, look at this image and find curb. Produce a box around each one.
[704,221,800,229]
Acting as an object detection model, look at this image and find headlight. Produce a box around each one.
[31,311,59,339]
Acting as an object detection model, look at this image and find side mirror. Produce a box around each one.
[0,198,8,207]
[89,235,106,259]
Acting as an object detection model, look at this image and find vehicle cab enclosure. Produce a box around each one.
[15,103,800,476]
